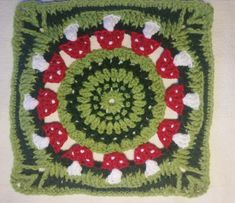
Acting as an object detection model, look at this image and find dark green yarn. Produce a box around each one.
[58,48,166,153]
[66,60,155,144]
[10,0,213,197]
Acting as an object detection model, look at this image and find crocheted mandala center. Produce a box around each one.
[57,49,165,152]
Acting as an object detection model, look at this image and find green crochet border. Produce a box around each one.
[57,48,165,153]
[10,0,214,197]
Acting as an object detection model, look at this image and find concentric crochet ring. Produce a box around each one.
[57,48,165,153]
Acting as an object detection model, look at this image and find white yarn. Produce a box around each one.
[173,51,193,68]
[145,160,160,177]
[32,54,49,72]
[103,14,121,31]
[173,133,190,149]
[183,93,200,110]
[106,168,122,184]
[64,23,79,41]
[23,94,39,110]
[67,161,82,176]
[32,134,49,150]
[143,21,160,39]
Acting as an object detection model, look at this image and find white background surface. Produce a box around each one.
[0,0,235,202]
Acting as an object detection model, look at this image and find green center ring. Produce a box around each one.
[58,48,166,153]
[76,67,146,136]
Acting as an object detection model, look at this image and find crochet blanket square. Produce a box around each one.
[10,0,214,197]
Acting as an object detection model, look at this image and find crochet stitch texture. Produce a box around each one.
[10,0,214,197]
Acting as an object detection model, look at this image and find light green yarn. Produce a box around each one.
[10,0,213,197]
[57,48,166,153]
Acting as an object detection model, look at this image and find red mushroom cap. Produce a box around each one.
[62,145,94,167]
[157,119,181,148]
[134,143,162,165]
[42,122,68,153]
[59,35,91,59]
[94,30,125,50]
[37,88,59,119]
[156,49,179,79]
[131,32,160,56]
[102,152,129,171]
[43,53,67,83]
[165,84,185,115]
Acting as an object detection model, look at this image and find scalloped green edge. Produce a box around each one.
[10,0,214,197]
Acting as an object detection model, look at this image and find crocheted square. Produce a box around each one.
[10,0,214,197]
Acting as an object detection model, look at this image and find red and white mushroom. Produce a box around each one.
[42,53,67,83]
[134,143,162,177]
[42,122,68,153]
[165,84,200,115]
[156,49,180,79]
[23,88,59,119]
[156,49,193,79]
[94,14,124,50]
[94,30,125,50]
[131,32,160,56]
[62,145,94,176]
[36,88,59,119]
[59,35,91,59]
[102,152,129,184]
[32,122,68,152]
[157,119,190,149]
[130,21,160,56]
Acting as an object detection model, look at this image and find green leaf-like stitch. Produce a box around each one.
[10,0,213,196]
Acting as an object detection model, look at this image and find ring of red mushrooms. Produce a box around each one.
[23,14,199,185]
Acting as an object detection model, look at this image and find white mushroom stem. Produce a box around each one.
[173,51,193,68]
[64,23,79,41]
[32,54,49,72]
[32,134,49,150]
[67,161,82,176]
[106,168,122,184]
[103,14,121,31]
[145,160,160,177]
[23,94,39,110]
[183,93,200,110]
[143,21,160,39]
[172,133,190,149]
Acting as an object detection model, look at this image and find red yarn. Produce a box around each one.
[36,88,59,119]
[101,152,129,171]
[134,143,162,165]
[156,49,179,79]
[42,122,68,153]
[165,84,185,115]
[62,145,94,167]
[42,53,67,83]
[94,30,125,50]
[157,119,181,148]
[131,32,160,56]
[59,35,90,59]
